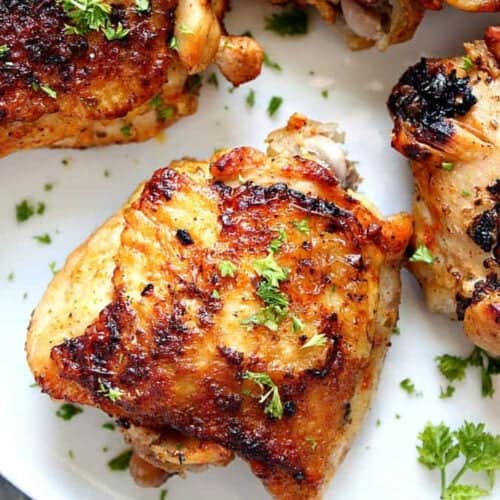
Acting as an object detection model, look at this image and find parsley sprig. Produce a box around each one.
[436,347,500,398]
[243,371,283,419]
[418,421,500,499]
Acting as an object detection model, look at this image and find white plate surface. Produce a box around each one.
[0,3,498,499]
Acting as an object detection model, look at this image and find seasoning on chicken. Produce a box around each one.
[388,26,500,355]
[0,0,262,158]
[27,115,411,498]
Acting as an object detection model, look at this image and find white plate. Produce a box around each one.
[0,3,498,499]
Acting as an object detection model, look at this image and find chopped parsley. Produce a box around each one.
[392,326,400,335]
[292,219,310,235]
[244,236,291,331]
[98,381,123,402]
[302,333,327,349]
[0,44,9,58]
[265,7,308,36]
[321,89,329,99]
[409,244,434,264]
[291,315,304,333]
[149,94,163,108]
[461,56,474,72]
[246,89,255,107]
[102,421,116,431]
[37,202,46,215]
[16,200,35,222]
[400,378,421,396]
[218,260,237,278]
[159,490,168,500]
[267,96,283,117]
[134,0,149,13]
[108,449,133,471]
[305,437,317,450]
[461,190,471,198]
[33,233,51,245]
[441,161,455,171]
[269,228,287,254]
[211,290,220,299]
[68,449,75,459]
[120,124,132,137]
[207,72,219,88]
[417,421,500,499]
[436,347,500,398]
[39,84,57,99]
[7,272,14,282]
[61,0,128,40]
[157,105,175,122]
[56,403,83,421]
[169,36,179,50]
[253,253,288,287]
[439,385,455,399]
[44,183,54,192]
[263,52,282,71]
[243,371,283,419]
[49,261,59,275]
[178,24,193,35]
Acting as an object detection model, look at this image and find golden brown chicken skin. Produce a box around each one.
[0,0,262,158]
[27,115,411,499]
[388,27,500,355]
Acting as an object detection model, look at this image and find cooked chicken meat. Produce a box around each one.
[388,26,500,356]
[0,0,263,158]
[27,115,411,499]
[272,0,424,49]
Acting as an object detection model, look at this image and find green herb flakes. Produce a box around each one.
[291,315,304,333]
[409,244,434,264]
[292,219,310,234]
[120,124,132,137]
[441,161,455,171]
[400,378,421,396]
[263,53,282,71]
[246,89,255,107]
[265,7,308,36]
[56,403,83,421]
[99,381,124,402]
[439,385,455,399]
[268,96,283,117]
[102,422,116,431]
[16,200,34,222]
[243,371,283,419]
[218,260,237,278]
[33,233,52,245]
[159,489,168,500]
[302,333,327,349]
[305,437,317,450]
[135,0,149,13]
[108,449,133,471]
[461,56,474,72]
[207,72,219,88]
[0,44,9,57]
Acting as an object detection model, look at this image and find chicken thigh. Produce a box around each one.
[388,26,500,355]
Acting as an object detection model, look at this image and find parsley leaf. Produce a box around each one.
[409,244,434,264]
[207,72,219,88]
[40,84,57,99]
[437,348,500,398]
[441,161,455,171]
[246,89,255,107]
[0,44,9,58]
[263,52,282,71]
[120,123,132,137]
[461,56,474,72]
[243,371,283,419]
[98,380,123,402]
[242,304,287,332]
[267,96,283,117]
[253,254,288,287]
[302,333,327,348]
[400,378,420,395]
[292,219,309,234]
[265,7,308,36]
[33,233,52,245]
[291,315,304,333]
[218,260,237,278]
[269,228,287,254]
[102,22,129,41]
[108,449,133,471]
[440,385,456,399]
[135,0,149,13]
[56,403,83,421]
[16,200,35,222]
[102,421,116,431]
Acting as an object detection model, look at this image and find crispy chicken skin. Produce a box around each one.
[0,0,262,158]
[388,27,500,355]
[27,115,411,499]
